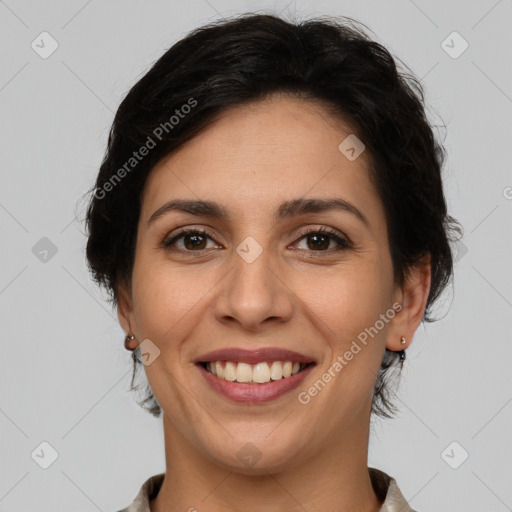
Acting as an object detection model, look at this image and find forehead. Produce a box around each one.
[140,94,381,227]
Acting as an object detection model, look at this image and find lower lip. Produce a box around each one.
[198,364,315,403]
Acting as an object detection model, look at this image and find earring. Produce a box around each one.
[124,333,136,351]
[398,337,406,369]
[398,349,406,369]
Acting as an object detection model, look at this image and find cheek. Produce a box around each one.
[301,261,393,340]
[130,251,221,343]
[299,267,392,402]
[129,256,215,408]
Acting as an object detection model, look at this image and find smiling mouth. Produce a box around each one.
[199,360,315,384]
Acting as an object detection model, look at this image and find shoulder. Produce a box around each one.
[369,467,419,512]
[114,473,165,512]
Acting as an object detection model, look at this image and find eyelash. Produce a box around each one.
[162,226,352,254]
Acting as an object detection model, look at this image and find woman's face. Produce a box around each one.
[119,94,421,473]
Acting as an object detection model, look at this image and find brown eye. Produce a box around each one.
[305,233,331,250]
[163,229,219,251]
[295,228,351,252]
[182,232,207,250]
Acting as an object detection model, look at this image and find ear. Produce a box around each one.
[116,282,136,340]
[386,254,432,351]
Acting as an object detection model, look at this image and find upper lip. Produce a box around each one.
[194,348,316,365]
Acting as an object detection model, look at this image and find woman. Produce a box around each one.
[86,12,460,512]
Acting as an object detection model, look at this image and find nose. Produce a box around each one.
[212,246,294,333]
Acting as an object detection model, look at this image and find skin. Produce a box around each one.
[117,93,431,512]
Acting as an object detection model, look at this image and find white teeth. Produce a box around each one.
[224,361,237,381]
[253,362,271,383]
[282,361,292,378]
[204,360,307,384]
[270,361,283,380]
[236,362,253,383]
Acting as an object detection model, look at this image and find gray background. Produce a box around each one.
[0,1,511,511]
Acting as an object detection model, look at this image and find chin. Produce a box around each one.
[204,429,307,475]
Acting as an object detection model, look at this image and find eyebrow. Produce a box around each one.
[148,197,370,228]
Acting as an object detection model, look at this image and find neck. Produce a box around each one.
[150,415,383,512]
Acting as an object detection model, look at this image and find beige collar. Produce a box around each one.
[117,467,416,512]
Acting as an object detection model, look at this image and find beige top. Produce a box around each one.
[116,467,417,512]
